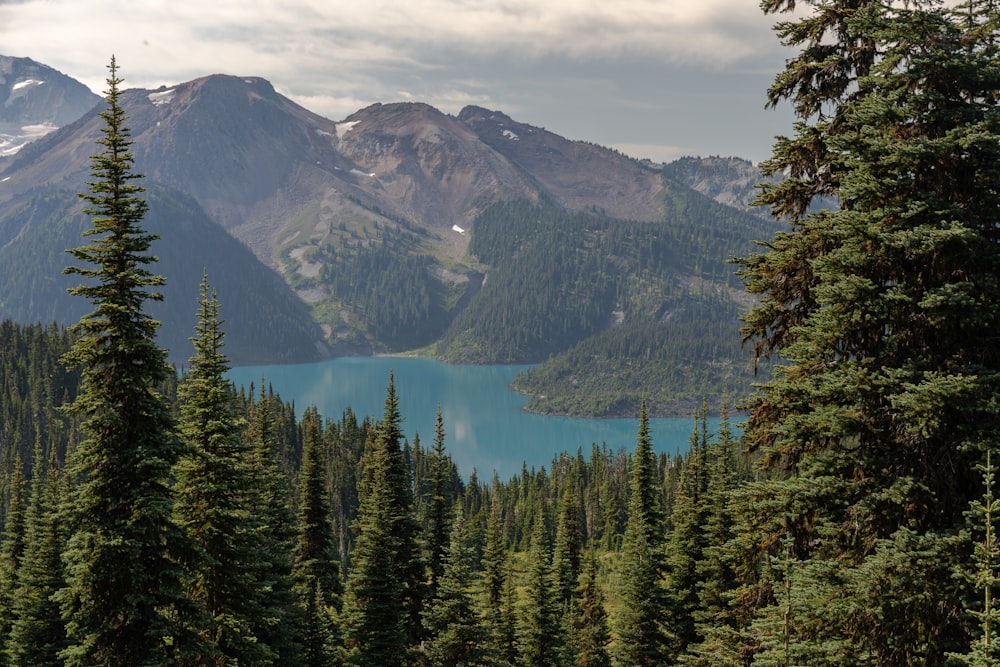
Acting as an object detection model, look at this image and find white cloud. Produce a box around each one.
[0,0,796,161]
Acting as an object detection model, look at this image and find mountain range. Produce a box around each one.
[0,55,780,415]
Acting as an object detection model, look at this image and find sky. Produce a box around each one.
[0,0,799,164]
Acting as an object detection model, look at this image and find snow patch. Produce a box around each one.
[336,120,360,136]
[315,128,335,138]
[11,79,43,92]
[0,123,57,156]
[350,168,375,177]
[147,88,176,105]
[452,224,466,235]
[1,177,10,183]
[502,129,519,140]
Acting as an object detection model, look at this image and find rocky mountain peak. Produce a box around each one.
[0,56,100,158]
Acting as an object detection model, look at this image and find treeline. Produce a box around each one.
[0,313,755,665]
[6,309,995,665]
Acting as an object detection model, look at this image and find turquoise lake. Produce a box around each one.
[226,356,722,480]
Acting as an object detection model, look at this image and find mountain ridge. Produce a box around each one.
[0,58,779,414]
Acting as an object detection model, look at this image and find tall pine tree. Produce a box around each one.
[293,406,343,666]
[56,56,206,666]
[614,399,671,666]
[173,274,274,664]
[738,0,1000,661]
[342,374,423,666]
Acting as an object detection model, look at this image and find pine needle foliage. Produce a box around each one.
[56,56,206,666]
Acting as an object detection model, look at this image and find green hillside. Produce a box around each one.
[435,183,778,415]
[0,184,325,364]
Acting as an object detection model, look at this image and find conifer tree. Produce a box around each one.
[518,502,564,667]
[246,383,301,662]
[481,479,512,664]
[424,404,453,598]
[6,446,67,665]
[737,0,1000,660]
[952,450,1000,666]
[497,562,520,667]
[343,375,422,666]
[293,406,343,666]
[173,274,273,664]
[56,56,205,665]
[422,505,486,667]
[614,399,670,666]
[0,455,26,659]
[572,551,611,667]
[552,481,582,613]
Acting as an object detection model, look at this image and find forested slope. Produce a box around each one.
[437,188,777,416]
[0,185,325,364]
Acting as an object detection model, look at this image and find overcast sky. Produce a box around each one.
[0,0,799,164]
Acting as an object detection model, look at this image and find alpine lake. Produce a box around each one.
[226,356,724,480]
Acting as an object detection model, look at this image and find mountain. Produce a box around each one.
[0,56,100,158]
[0,61,779,413]
[661,156,768,215]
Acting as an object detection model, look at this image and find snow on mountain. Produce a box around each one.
[0,55,100,163]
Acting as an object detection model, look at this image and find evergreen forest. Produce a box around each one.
[5,0,1000,664]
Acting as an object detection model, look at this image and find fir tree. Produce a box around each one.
[614,399,670,666]
[6,447,67,665]
[246,383,301,663]
[343,375,421,666]
[292,406,343,666]
[953,450,1000,666]
[518,502,563,667]
[552,480,582,614]
[572,551,611,667]
[481,479,512,664]
[173,274,273,664]
[422,506,486,667]
[737,0,1000,661]
[56,56,205,665]
[0,455,26,660]
[424,405,453,598]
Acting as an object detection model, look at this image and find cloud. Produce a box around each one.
[0,0,795,161]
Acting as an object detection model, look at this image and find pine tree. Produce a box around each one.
[56,56,205,665]
[736,0,1000,660]
[6,446,67,665]
[293,406,343,666]
[518,502,564,667]
[953,450,1000,665]
[424,405,453,599]
[614,399,671,666]
[422,505,486,667]
[481,478,512,664]
[0,455,26,660]
[173,274,274,665]
[246,383,301,662]
[343,375,422,666]
[572,551,611,667]
[552,480,582,614]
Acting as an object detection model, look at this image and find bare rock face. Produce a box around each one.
[662,156,768,214]
[0,56,100,159]
[2,71,671,269]
[457,106,666,222]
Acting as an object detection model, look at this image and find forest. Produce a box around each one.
[4,0,1000,664]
